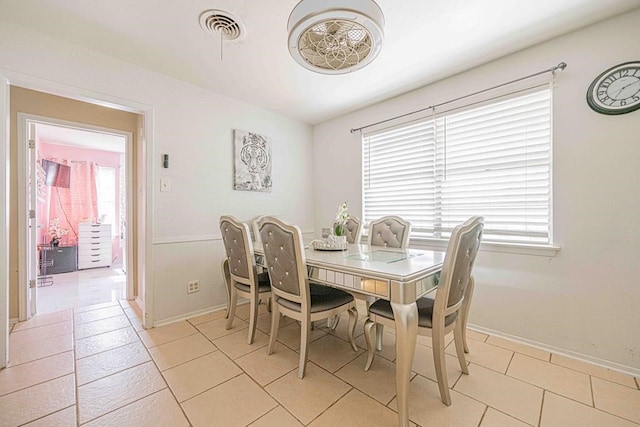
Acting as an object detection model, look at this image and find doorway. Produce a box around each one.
[18,115,134,317]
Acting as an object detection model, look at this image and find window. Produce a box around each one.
[96,165,117,236]
[363,89,552,245]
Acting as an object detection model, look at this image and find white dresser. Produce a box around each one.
[78,223,112,269]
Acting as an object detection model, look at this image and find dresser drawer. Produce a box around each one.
[78,223,112,270]
[78,257,111,269]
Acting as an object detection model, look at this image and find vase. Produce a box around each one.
[51,238,59,247]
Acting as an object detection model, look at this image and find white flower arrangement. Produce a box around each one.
[48,217,69,240]
[334,201,350,236]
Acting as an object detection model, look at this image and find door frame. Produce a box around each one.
[0,69,155,369]
[17,114,135,319]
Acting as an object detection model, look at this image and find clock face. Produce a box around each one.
[586,61,640,115]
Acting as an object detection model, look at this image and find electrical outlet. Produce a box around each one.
[187,280,200,294]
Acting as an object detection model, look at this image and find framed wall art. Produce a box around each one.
[233,129,272,192]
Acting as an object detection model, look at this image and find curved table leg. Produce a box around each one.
[221,258,231,318]
[391,301,419,427]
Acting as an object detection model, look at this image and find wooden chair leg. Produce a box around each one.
[298,317,311,379]
[375,323,384,351]
[453,320,469,374]
[225,286,238,330]
[363,319,376,371]
[247,291,259,344]
[267,303,280,355]
[462,278,475,353]
[432,331,452,406]
[222,259,231,319]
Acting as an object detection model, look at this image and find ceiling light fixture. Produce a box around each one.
[287,0,385,74]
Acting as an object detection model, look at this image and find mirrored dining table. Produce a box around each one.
[225,243,445,427]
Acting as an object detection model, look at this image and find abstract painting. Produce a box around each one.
[233,129,272,192]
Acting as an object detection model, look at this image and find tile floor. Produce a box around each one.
[37,265,126,315]
[1,299,639,426]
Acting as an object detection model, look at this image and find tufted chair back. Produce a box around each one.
[258,216,309,304]
[434,216,483,322]
[343,217,362,244]
[367,215,412,248]
[219,215,257,287]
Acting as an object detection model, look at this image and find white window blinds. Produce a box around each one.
[363,88,552,245]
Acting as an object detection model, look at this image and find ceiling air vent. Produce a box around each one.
[199,10,245,41]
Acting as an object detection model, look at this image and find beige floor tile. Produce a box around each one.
[415,332,454,348]
[0,374,75,426]
[480,408,532,427]
[74,305,124,325]
[455,363,543,425]
[355,330,397,361]
[76,341,151,385]
[149,333,217,371]
[0,351,74,396]
[551,354,637,388]
[316,313,365,341]
[309,388,401,427]
[182,374,277,427]
[9,320,73,346]
[12,310,72,332]
[236,342,299,386]
[233,300,270,320]
[256,312,297,334]
[8,333,73,366]
[75,327,139,359]
[411,346,465,388]
[336,352,413,405]
[128,314,145,331]
[486,336,550,361]
[265,362,351,425]
[273,320,327,350]
[123,306,142,321]
[163,350,242,402]
[307,334,364,373]
[592,376,640,424]
[75,315,131,340]
[138,320,198,348]
[119,298,140,311]
[447,338,514,374]
[213,328,270,359]
[187,309,227,325]
[77,361,166,424]
[507,353,592,405]
[467,329,489,343]
[195,316,248,341]
[75,300,119,313]
[83,389,189,427]
[22,406,77,427]
[541,391,637,427]
[250,406,303,427]
[388,374,486,427]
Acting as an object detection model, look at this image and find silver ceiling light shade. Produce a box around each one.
[287,0,384,74]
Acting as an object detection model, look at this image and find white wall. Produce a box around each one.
[0,23,314,323]
[313,9,640,373]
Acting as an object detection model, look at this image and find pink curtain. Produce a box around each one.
[48,160,99,246]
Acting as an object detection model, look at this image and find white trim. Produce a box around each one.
[2,69,154,340]
[469,324,640,378]
[0,72,9,368]
[410,237,560,257]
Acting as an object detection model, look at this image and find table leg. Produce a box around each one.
[391,301,418,427]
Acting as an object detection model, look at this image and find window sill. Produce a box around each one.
[408,237,560,257]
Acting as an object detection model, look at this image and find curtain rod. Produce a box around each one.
[350,61,567,134]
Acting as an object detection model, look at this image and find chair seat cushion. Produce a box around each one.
[369,297,457,328]
[277,283,354,313]
[233,272,271,293]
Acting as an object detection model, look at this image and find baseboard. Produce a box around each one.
[153,303,229,328]
[468,323,640,378]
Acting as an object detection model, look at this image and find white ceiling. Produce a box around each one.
[36,123,126,153]
[2,0,639,125]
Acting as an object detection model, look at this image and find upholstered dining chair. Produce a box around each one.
[258,216,359,379]
[343,216,363,244]
[219,215,272,345]
[368,215,412,248]
[363,216,484,406]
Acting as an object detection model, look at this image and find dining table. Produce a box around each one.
[242,242,445,427]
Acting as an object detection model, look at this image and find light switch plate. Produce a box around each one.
[160,178,171,192]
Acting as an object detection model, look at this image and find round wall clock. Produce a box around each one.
[586,61,640,115]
